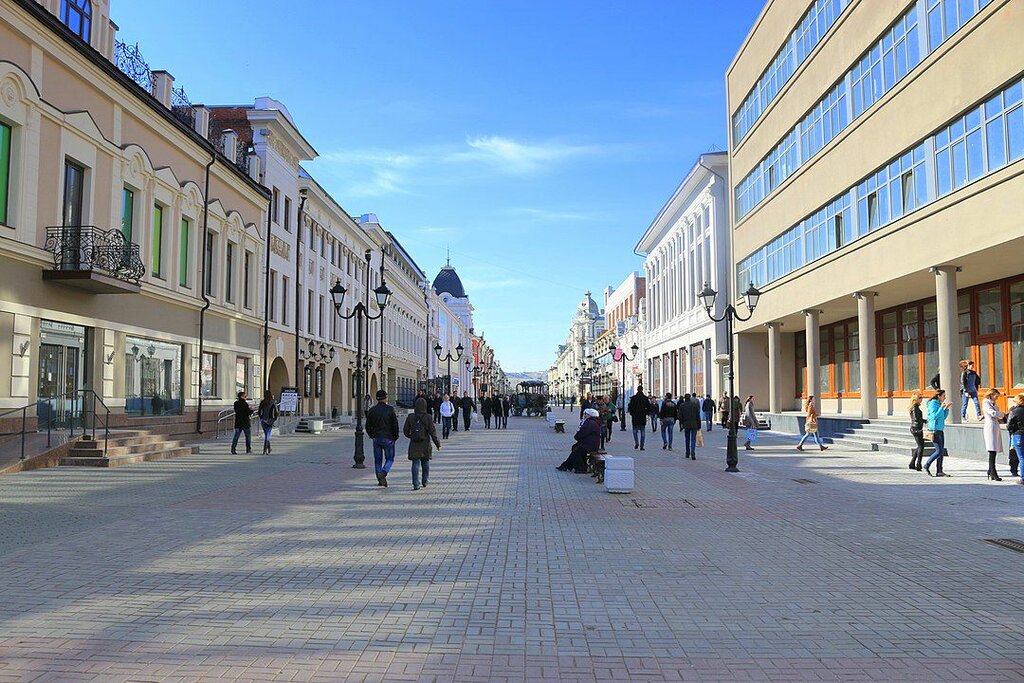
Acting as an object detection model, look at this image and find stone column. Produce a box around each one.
[804,310,821,401]
[855,292,878,419]
[932,265,961,423]
[766,322,781,413]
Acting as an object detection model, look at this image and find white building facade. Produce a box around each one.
[638,152,730,400]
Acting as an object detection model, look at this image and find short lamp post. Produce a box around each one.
[330,255,392,469]
[615,343,640,431]
[434,341,464,397]
[700,281,761,473]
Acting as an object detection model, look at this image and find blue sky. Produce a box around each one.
[115,0,764,372]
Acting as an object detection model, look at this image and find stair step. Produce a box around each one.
[60,445,199,468]
[68,439,185,458]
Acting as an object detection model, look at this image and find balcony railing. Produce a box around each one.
[44,226,146,286]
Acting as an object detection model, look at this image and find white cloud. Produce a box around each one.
[447,136,605,174]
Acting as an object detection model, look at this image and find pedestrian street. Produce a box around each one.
[0,410,1022,682]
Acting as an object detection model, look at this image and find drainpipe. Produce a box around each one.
[195,153,216,434]
[293,192,308,409]
[261,193,273,391]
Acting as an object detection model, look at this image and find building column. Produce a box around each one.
[932,265,961,423]
[766,322,781,413]
[804,310,820,401]
[854,292,878,419]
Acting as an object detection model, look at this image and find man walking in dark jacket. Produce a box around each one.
[231,391,254,454]
[481,395,493,429]
[461,392,476,431]
[627,388,649,450]
[431,393,442,424]
[678,394,702,460]
[365,389,400,487]
[701,394,715,431]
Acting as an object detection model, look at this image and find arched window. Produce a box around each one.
[60,0,92,42]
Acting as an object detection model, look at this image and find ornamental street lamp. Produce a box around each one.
[615,343,640,431]
[700,281,761,473]
[434,341,464,396]
[464,358,472,397]
[330,249,392,469]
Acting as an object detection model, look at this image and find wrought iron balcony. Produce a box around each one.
[42,226,145,293]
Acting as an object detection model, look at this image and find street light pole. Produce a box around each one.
[330,250,393,469]
[616,344,640,431]
[700,281,761,473]
[434,342,464,397]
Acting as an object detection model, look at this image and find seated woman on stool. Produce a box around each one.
[558,409,603,473]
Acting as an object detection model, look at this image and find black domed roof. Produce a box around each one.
[433,266,467,299]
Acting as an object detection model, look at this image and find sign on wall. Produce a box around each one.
[279,387,299,413]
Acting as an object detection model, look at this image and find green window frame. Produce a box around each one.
[0,122,10,225]
[178,217,189,287]
[152,204,163,278]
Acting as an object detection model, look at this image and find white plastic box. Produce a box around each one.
[603,456,634,493]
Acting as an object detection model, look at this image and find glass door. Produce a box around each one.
[974,286,1008,410]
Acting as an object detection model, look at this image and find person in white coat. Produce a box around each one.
[982,388,1005,481]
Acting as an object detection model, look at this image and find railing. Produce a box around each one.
[113,41,152,92]
[44,226,146,285]
[0,402,45,462]
[69,390,112,458]
[215,407,235,440]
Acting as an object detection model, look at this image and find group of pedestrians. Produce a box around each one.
[365,391,441,490]
[907,387,1023,483]
[230,390,280,455]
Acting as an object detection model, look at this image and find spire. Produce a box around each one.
[446,246,451,268]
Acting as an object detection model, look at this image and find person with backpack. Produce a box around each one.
[404,397,441,490]
[365,389,400,487]
[659,392,677,450]
[257,390,279,455]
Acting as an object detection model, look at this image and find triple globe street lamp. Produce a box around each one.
[329,250,393,469]
[699,281,761,473]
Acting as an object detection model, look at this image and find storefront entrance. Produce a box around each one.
[37,321,88,429]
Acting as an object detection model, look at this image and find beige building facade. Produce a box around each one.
[728,0,1023,440]
[0,0,269,436]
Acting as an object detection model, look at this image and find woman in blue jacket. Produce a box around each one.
[923,389,951,477]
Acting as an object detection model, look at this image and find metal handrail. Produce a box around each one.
[0,401,44,462]
[69,390,112,458]
[215,407,234,440]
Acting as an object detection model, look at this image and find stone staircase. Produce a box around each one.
[60,430,199,467]
[825,419,929,456]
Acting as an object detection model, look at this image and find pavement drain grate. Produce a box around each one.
[792,478,817,484]
[982,538,1024,553]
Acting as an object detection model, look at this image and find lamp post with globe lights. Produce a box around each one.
[434,341,464,397]
[699,281,761,473]
[329,251,392,469]
[614,343,640,431]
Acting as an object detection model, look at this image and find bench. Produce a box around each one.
[587,452,606,483]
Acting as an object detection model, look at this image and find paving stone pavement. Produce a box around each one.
[0,408,1022,682]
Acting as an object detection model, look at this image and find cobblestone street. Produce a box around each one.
[1,409,1023,682]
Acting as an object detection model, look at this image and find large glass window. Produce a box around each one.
[62,160,84,227]
[243,251,252,309]
[901,307,920,391]
[124,336,182,416]
[203,233,215,296]
[120,188,134,241]
[881,312,898,393]
[1011,282,1024,390]
[0,122,11,225]
[60,0,91,42]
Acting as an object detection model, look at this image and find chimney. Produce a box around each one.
[246,152,262,181]
[192,105,210,137]
[150,70,174,108]
[221,129,238,162]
